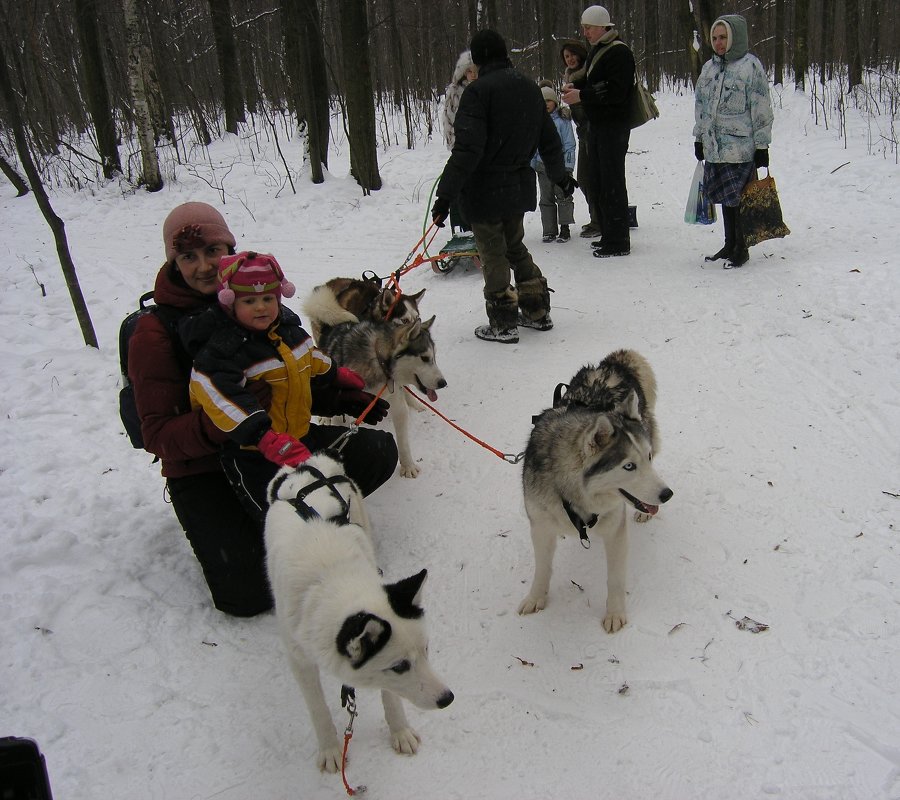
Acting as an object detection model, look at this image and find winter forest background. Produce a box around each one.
[1,0,899,225]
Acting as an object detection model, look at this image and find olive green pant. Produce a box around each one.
[471,217,544,298]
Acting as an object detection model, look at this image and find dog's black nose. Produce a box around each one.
[660,488,674,504]
[436,690,454,709]
[437,378,448,390]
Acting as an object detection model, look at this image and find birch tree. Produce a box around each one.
[123,0,162,190]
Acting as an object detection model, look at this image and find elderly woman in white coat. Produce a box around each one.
[693,14,773,268]
[442,50,478,233]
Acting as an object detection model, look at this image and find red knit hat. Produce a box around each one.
[216,252,296,310]
[162,202,237,262]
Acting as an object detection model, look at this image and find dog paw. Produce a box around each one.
[399,463,420,478]
[317,744,343,773]
[517,595,547,615]
[391,726,421,755]
[602,612,627,634]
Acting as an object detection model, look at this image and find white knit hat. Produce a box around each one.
[541,86,559,104]
[581,5,614,26]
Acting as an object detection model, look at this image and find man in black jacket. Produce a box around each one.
[562,5,635,258]
[432,29,573,344]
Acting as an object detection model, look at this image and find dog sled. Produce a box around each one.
[433,231,481,274]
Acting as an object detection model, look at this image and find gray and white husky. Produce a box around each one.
[517,349,673,633]
[265,453,454,773]
[307,286,447,478]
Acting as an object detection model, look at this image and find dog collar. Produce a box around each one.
[562,499,597,549]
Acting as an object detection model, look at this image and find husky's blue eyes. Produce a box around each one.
[623,463,636,471]
[390,660,411,674]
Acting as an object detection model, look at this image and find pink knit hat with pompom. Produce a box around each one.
[216,252,296,310]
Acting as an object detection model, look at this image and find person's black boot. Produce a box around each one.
[725,210,749,268]
[706,205,735,261]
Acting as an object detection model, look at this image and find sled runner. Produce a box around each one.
[433,232,481,274]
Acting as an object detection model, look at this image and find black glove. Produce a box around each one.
[312,385,390,424]
[694,141,704,162]
[556,174,578,197]
[431,196,450,227]
[340,389,390,424]
[753,149,769,168]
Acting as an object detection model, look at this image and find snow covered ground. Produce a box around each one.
[1,86,898,799]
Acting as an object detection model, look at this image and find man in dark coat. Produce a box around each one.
[562,5,635,258]
[432,29,573,344]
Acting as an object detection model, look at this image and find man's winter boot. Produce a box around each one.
[725,210,750,268]
[706,204,736,262]
[516,276,553,331]
[475,286,520,343]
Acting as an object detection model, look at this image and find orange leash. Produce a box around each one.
[340,687,365,796]
[403,386,525,464]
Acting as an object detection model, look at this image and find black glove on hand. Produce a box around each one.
[556,174,578,197]
[753,149,769,168]
[312,384,390,424]
[338,389,390,424]
[431,196,450,227]
[694,141,704,162]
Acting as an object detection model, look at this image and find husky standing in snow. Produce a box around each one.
[265,452,454,773]
[518,349,674,633]
[305,285,447,478]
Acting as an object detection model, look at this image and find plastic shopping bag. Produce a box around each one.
[684,162,717,225]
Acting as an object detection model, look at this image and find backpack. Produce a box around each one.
[118,291,187,449]
[588,40,660,129]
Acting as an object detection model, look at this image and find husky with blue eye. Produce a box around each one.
[518,350,674,633]
[264,452,454,773]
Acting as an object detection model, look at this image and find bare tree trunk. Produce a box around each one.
[73,0,122,178]
[792,0,810,90]
[680,2,703,84]
[845,0,862,87]
[207,0,245,134]
[869,0,881,68]
[691,0,716,67]
[282,0,330,182]
[0,154,29,196]
[538,0,554,81]
[0,36,98,348]
[339,0,382,193]
[774,0,786,86]
[643,0,660,91]
[123,0,162,191]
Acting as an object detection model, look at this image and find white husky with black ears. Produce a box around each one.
[264,452,454,773]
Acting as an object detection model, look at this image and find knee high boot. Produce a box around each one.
[727,209,750,267]
[705,205,735,261]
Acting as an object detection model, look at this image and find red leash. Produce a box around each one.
[403,386,525,464]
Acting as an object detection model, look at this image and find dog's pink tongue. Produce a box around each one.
[645,504,659,516]
[427,389,438,402]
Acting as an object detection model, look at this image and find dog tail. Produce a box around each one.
[303,285,360,332]
[608,349,658,411]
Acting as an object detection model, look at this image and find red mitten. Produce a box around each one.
[257,430,311,467]
[334,366,365,390]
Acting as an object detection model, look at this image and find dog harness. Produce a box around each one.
[269,461,354,525]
